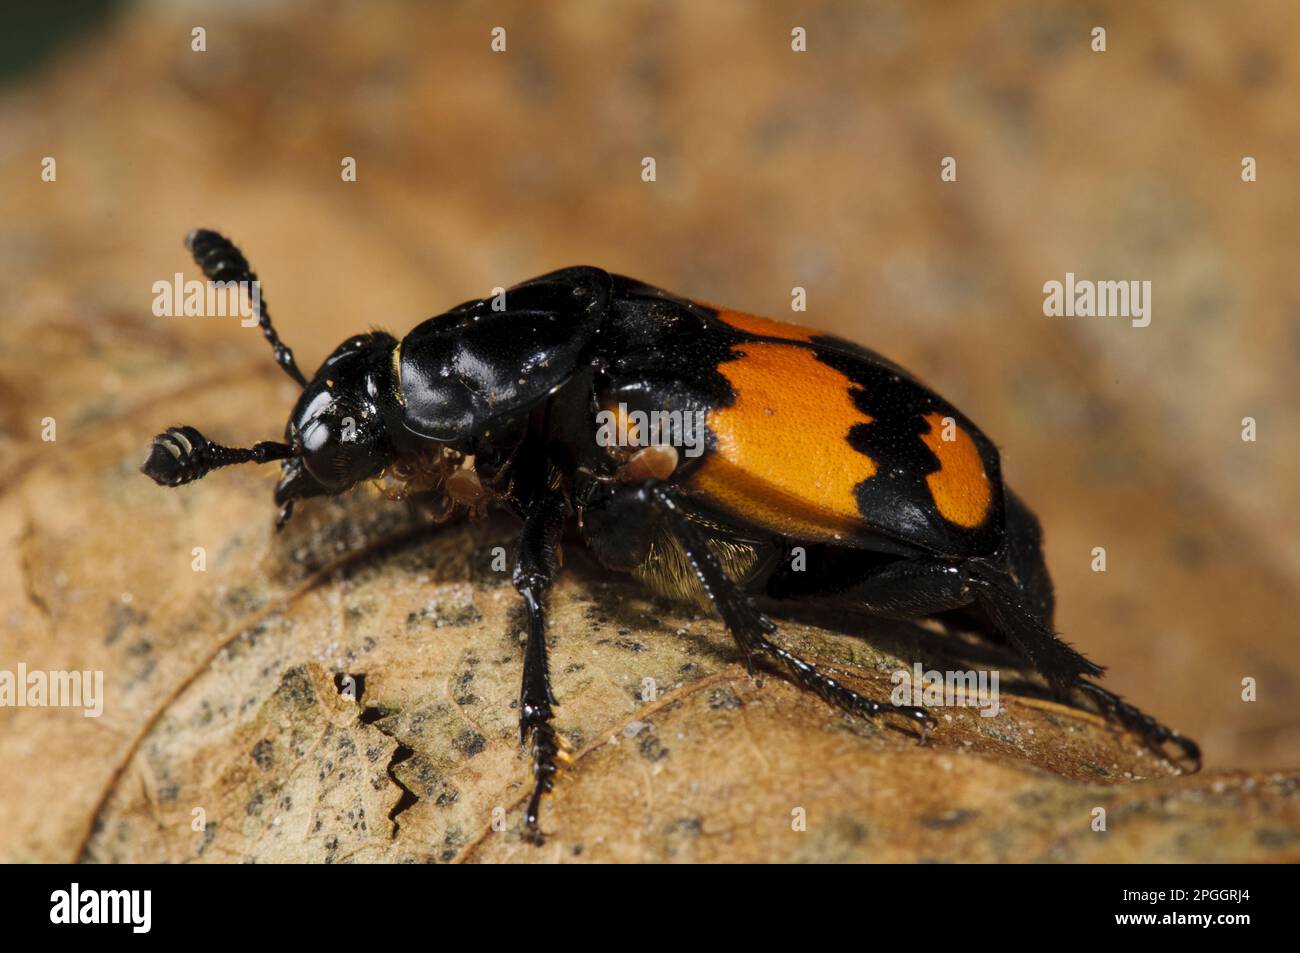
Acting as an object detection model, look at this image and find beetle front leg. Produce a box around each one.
[511,488,568,843]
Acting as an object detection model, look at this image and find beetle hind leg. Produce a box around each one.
[807,554,1198,772]
[1074,679,1202,772]
[965,566,1104,696]
[774,552,1104,695]
[967,570,1204,767]
[642,485,933,734]
[955,564,1200,766]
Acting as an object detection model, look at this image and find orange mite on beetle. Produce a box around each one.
[142,230,1201,843]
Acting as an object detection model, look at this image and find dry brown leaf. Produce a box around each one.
[69,504,1300,863]
[3,0,1300,864]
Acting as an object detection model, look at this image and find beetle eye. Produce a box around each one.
[302,430,347,487]
[330,445,355,479]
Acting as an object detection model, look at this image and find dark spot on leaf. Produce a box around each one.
[453,729,487,757]
[273,665,318,709]
[708,686,742,710]
[639,730,669,762]
[251,739,274,770]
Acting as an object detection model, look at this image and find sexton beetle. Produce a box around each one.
[143,230,1201,841]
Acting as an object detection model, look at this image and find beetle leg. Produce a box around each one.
[885,565,1197,770]
[964,567,1105,695]
[784,551,1104,696]
[512,487,569,844]
[774,552,1199,771]
[1074,680,1202,772]
[646,485,934,734]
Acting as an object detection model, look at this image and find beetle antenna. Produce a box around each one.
[185,229,308,387]
[141,425,295,487]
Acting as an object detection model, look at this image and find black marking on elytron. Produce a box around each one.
[594,282,1004,557]
[597,277,910,475]
[813,342,1004,559]
[593,276,740,468]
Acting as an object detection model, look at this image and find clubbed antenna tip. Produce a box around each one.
[141,425,294,487]
[183,228,308,387]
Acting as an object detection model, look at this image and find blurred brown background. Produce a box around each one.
[1,0,1298,858]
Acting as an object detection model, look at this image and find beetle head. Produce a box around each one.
[142,330,400,530]
[272,332,399,521]
[142,231,410,528]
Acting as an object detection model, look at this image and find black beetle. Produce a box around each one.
[143,230,1200,841]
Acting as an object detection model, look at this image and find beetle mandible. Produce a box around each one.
[143,230,1201,841]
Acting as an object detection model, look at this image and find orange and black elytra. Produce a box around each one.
[142,231,1202,842]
